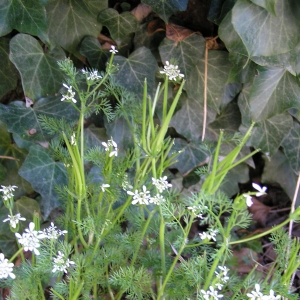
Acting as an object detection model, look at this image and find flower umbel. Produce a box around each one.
[42,222,67,240]
[52,251,75,273]
[152,176,172,193]
[252,183,267,197]
[109,45,118,54]
[61,83,77,103]
[3,213,26,228]
[0,253,15,279]
[102,139,118,157]
[0,185,17,201]
[160,61,184,81]
[247,283,264,299]
[15,222,45,255]
[127,185,151,205]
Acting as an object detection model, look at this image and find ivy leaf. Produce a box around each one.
[169,138,209,175]
[159,35,232,113]
[262,151,300,206]
[169,93,216,141]
[80,36,109,71]
[250,0,277,14]
[0,0,48,43]
[247,113,293,156]
[0,97,79,142]
[232,0,300,64]
[15,196,41,224]
[98,9,138,45]
[220,163,249,196]
[113,47,157,98]
[18,145,67,219]
[141,0,188,23]
[9,34,65,102]
[0,38,18,98]
[46,0,104,55]
[281,125,300,172]
[84,125,107,149]
[0,123,33,198]
[248,66,300,121]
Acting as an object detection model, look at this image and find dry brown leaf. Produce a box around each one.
[205,36,220,50]
[166,23,199,45]
[231,248,259,274]
[147,19,166,36]
[97,33,116,49]
[248,197,272,226]
[131,3,152,21]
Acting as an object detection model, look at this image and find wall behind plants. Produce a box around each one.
[0,0,300,238]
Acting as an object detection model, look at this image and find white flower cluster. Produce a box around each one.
[42,222,67,240]
[199,228,218,242]
[0,185,17,201]
[82,68,102,81]
[201,266,229,299]
[15,222,45,255]
[3,213,26,228]
[61,83,76,103]
[243,183,267,207]
[127,176,172,206]
[160,61,184,81]
[247,284,281,299]
[52,251,75,274]
[187,204,207,219]
[0,253,15,279]
[109,45,118,54]
[102,138,118,157]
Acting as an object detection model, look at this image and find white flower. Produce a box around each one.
[100,183,110,192]
[262,290,281,299]
[61,83,77,103]
[127,185,150,205]
[160,61,184,81]
[87,70,102,81]
[202,286,223,299]
[15,222,45,255]
[247,284,264,299]
[243,194,253,207]
[42,222,67,240]
[52,251,75,273]
[0,253,15,279]
[70,132,76,146]
[252,183,267,197]
[152,176,172,193]
[199,229,218,242]
[201,289,210,300]
[102,139,118,157]
[3,213,26,228]
[149,194,165,205]
[109,45,118,54]
[0,185,17,200]
[208,286,224,299]
[215,283,223,290]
